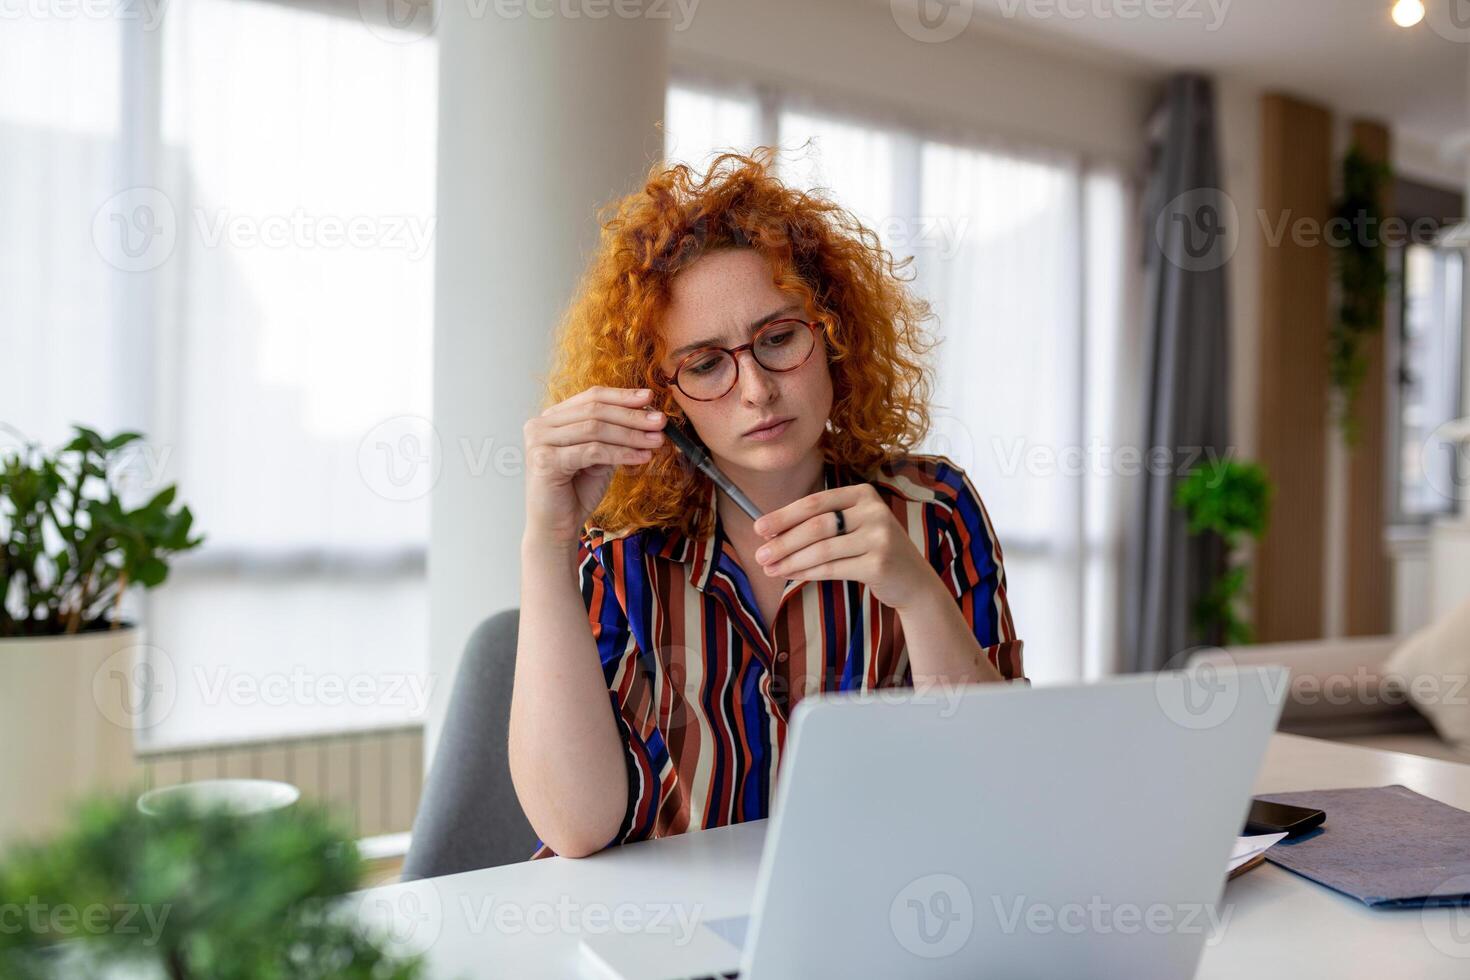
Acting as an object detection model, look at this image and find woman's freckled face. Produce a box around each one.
[658,248,833,472]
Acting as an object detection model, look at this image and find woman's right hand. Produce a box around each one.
[522,386,666,547]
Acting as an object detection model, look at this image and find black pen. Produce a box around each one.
[662,422,765,522]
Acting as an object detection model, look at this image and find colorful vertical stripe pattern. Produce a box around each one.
[529,453,1024,859]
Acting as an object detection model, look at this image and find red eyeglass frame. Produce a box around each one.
[656,318,823,401]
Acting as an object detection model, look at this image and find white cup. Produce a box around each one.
[137,778,300,818]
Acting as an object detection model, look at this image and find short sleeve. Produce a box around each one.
[528,530,663,860]
[935,463,1027,683]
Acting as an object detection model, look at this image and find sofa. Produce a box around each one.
[1192,635,1470,765]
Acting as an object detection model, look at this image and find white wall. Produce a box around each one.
[669,0,1157,169]
[425,13,668,762]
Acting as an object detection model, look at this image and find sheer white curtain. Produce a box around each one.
[913,142,1087,686]
[1,14,124,443]
[664,84,761,172]
[777,108,901,245]
[663,84,1137,683]
[3,1,439,748]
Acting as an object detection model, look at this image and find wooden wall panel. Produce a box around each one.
[1344,120,1393,637]
[1253,93,1333,642]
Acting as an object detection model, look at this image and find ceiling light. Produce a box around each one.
[1392,0,1425,27]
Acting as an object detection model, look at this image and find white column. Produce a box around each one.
[427,8,668,763]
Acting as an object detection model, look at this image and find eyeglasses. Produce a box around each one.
[660,319,822,401]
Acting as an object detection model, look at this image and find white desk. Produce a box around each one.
[354,734,1470,978]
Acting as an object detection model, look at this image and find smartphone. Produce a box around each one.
[1244,799,1325,837]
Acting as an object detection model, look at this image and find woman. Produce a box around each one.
[510,148,1025,860]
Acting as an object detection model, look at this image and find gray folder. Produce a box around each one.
[1257,784,1470,908]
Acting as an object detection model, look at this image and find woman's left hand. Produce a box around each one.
[752,484,941,612]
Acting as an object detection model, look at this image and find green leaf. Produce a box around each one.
[0,792,426,979]
[134,556,168,587]
[0,425,204,636]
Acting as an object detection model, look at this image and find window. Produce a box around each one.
[1391,242,1465,523]
[667,82,1137,683]
[663,84,761,173]
[2,1,439,749]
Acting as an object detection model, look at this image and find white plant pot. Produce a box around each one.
[0,624,147,850]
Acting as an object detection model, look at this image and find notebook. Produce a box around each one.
[1256,784,1470,907]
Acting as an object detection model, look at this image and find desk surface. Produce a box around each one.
[354,734,1470,978]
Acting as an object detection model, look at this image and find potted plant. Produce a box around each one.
[1329,143,1391,445]
[0,791,426,979]
[1174,460,1273,646]
[1,425,203,849]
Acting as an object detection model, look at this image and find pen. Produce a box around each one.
[662,422,765,522]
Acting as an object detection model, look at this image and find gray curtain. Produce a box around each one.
[1122,74,1231,673]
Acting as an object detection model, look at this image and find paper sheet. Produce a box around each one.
[1228,832,1288,874]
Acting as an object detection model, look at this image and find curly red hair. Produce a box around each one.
[544,146,937,541]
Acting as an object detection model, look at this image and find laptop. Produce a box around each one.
[579,664,1287,980]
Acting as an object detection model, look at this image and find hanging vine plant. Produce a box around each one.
[1329,144,1392,446]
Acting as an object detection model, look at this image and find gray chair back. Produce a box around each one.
[402,608,537,879]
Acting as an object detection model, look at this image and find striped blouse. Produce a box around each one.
[529,452,1024,860]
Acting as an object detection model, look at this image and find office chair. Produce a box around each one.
[402,607,538,879]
